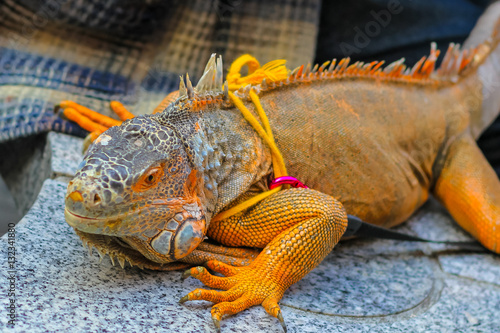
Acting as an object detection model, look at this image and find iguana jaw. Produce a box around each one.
[65,206,136,232]
[64,195,174,234]
[73,229,192,271]
[65,197,207,263]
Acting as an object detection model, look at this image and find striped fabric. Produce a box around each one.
[0,0,321,143]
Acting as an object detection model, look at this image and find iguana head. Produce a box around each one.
[65,114,207,263]
[65,55,227,266]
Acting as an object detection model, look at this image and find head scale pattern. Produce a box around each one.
[65,114,206,263]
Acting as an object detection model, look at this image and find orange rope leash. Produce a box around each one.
[211,55,291,222]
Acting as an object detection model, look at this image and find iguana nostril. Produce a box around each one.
[93,193,101,205]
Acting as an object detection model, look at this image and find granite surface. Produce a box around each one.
[1,133,499,333]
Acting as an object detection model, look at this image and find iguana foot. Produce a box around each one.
[180,260,287,332]
[59,100,134,151]
[180,188,348,332]
[60,100,133,131]
[60,90,180,149]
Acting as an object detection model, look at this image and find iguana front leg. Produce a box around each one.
[180,188,347,331]
[434,134,500,253]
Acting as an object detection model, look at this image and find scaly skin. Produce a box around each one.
[182,189,346,329]
[63,6,500,332]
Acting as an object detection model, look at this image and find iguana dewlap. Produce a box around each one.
[63,6,500,332]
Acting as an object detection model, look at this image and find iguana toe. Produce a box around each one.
[205,259,242,276]
[185,266,237,289]
[60,100,135,152]
[180,288,242,304]
[183,262,287,332]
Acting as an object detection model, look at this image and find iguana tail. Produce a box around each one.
[463,1,500,138]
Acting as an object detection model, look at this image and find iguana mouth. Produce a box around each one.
[65,206,136,225]
[66,200,207,263]
[65,209,111,221]
[64,204,173,236]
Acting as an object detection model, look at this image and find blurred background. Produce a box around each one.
[0,175,21,235]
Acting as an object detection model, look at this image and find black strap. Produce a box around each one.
[345,215,486,252]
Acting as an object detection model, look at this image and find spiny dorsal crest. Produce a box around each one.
[282,42,479,88]
[178,53,228,101]
[175,38,488,107]
[230,41,485,101]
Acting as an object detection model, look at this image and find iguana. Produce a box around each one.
[63,5,500,332]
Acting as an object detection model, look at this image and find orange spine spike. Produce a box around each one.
[421,43,441,77]
[459,49,475,72]
[339,57,351,73]
[328,59,337,73]
[439,44,456,75]
[334,59,345,74]
[362,62,377,74]
[318,61,330,73]
[295,65,304,79]
[347,62,360,75]
[370,61,385,74]
[410,56,426,78]
[303,63,312,77]
[334,58,344,75]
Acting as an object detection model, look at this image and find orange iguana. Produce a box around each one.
[62,6,500,333]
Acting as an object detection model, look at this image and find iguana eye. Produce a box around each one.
[132,167,164,192]
[146,174,155,184]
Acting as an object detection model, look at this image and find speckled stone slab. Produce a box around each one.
[48,132,84,178]
[1,133,500,333]
[439,254,500,286]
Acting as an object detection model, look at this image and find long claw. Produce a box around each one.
[181,269,192,281]
[97,249,105,263]
[118,257,126,269]
[179,295,189,304]
[213,317,221,333]
[277,311,287,333]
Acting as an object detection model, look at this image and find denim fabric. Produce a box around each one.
[0,0,321,144]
